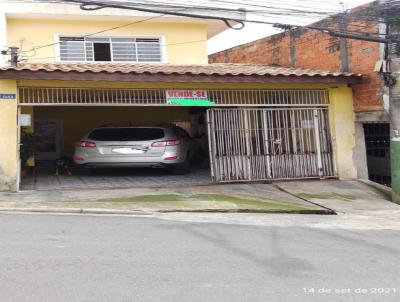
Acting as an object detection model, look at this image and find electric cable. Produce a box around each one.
[12,0,400,59]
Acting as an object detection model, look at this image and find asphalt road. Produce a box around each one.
[0,213,399,302]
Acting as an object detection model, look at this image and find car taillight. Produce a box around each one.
[75,140,96,148]
[151,141,166,147]
[151,140,180,147]
[166,140,180,146]
[164,156,179,161]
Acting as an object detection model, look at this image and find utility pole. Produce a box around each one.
[389,22,400,203]
[380,0,400,202]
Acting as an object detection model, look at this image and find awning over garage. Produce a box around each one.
[0,62,363,84]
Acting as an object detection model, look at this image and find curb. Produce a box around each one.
[0,207,334,215]
[357,179,394,202]
[0,208,154,216]
[272,183,337,215]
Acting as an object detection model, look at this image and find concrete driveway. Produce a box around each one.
[21,166,212,191]
[276,180,399,216]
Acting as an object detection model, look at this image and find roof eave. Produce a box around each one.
[0,70,363,84]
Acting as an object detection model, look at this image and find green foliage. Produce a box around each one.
[20,127,37,168]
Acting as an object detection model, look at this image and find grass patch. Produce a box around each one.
[190,194,309,211]
[91,193,312,211]
[122,194,184,202]
[296,192,356,202]
[3,193,329,214]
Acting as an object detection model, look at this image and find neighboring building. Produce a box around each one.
[0,1,361,191]
[209,2,391,185]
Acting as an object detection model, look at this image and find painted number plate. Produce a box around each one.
[112,148,145,154]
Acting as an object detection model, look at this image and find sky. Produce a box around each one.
[207,0,374,54]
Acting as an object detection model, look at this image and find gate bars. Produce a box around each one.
[18,87,329,106]
[207,108,335,182]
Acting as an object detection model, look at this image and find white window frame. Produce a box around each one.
[54,33,167,64]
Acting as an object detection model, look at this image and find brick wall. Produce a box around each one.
[209,17,384,112]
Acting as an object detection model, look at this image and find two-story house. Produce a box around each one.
[0,1,362,191]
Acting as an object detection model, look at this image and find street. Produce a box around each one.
[0,212,399,302]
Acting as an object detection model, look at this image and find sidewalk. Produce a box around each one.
[276,179,400,218]
[0,180,398,215]
[0,183,329,214]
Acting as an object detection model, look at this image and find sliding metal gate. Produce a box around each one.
[207,108,335,182]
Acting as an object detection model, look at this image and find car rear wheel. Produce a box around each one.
[171,156,191,175]
[77,165,94,175]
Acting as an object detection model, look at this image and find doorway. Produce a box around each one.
[207,108,335,182]
[34,118,63,160]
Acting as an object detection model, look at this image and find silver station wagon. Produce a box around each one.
[73,126,204,174]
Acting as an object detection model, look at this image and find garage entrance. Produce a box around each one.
[18,87,334,190]
[20,105,211,190]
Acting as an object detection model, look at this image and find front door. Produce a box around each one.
[34,118,63,160]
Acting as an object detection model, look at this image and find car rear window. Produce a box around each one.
[88,128,165,141]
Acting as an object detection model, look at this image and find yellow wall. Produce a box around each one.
[34,106,190,156]
[0,79,358,191]
[329,86,358,179]
[7,18,208,64]
[0,80,18,191]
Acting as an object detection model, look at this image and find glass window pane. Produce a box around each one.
[59,40,85,61]
[85,37,110,43]
[137,42,161,62]
[111,42,136,62]
[111,38,136,42]
[88,128,165,141]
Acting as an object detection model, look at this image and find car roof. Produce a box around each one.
[92,126,171,130]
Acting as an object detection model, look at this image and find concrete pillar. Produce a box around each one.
[390,82,400,203]
[329,85,358,179]
[354,122,369,179]
[0,80,19,191]
[388,23,400,203]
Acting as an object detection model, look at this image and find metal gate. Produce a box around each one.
[363,123,391,187]
[207,108,335,182]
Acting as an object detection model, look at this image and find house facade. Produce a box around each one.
[209,2,391,185]
[0,1,361,191]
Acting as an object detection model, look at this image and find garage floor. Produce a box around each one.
[20,165,212,191]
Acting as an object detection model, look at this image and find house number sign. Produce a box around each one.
[0,93,16,100]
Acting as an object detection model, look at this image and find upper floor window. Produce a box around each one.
[59,36,163,63]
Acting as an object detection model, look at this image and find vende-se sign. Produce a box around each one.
[166,90,208,100]
[166,90,214,106]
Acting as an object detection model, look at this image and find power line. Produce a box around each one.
[20,0,215,55]
[12,0,400,60]
[20,14,167,55]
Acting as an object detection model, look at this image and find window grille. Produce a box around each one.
[18,88,329,106]
[59,36,162,63]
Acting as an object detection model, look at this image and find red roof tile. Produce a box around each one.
[1,63,362,78]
